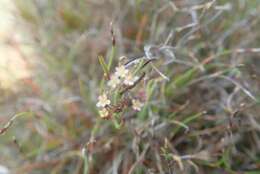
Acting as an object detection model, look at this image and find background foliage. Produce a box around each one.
[0,0,260,173]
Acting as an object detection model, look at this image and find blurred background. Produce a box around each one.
[0,0,260,173]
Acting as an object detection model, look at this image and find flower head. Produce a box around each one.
[132,99,143,111]
[108,75,120,88]
[124,74,138,86]
[99,108,109,118]
[115,65,129,78]
[96,93,111,107]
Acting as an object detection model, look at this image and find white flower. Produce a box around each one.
[124,74,138,86]
[99,108,109,118]
[115,65,129,78]
[132,99,143,111]
[96,93,111,107]
[119,56,127,61]
[108,75,120,88]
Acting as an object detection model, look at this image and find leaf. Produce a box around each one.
[173,68,197,88]
[172,112,203,136]
[82,148,89,174]
[98,55,109,78]
[166,68,197,96]
[108,46,116,71]
[113,118,121,129]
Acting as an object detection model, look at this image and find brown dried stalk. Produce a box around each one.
[0,112,29,135]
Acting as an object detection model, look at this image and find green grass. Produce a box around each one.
[0,0,260,173]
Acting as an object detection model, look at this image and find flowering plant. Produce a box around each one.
[96,55,151,127]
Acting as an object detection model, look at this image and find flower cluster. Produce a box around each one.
[96,93,111,119]
[96,59,145,119]
[109,65,139,87]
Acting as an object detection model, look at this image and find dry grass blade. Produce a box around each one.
[0,112,30,135]
[128,144,150,174]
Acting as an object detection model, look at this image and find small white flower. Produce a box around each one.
[132,99,143,111]
[119,56,127,61]
[96,93,111,107]
[124,74,138,86]
[99,108,109,118]
[108,75,120,88]
[115,65,129,78]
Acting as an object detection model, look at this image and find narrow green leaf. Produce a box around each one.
[172,112,203,136]
[173,68,197,88]
[98,55,109,77]
[83,149,89,174]
[113,118,121,129]
[108,46,116,71]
